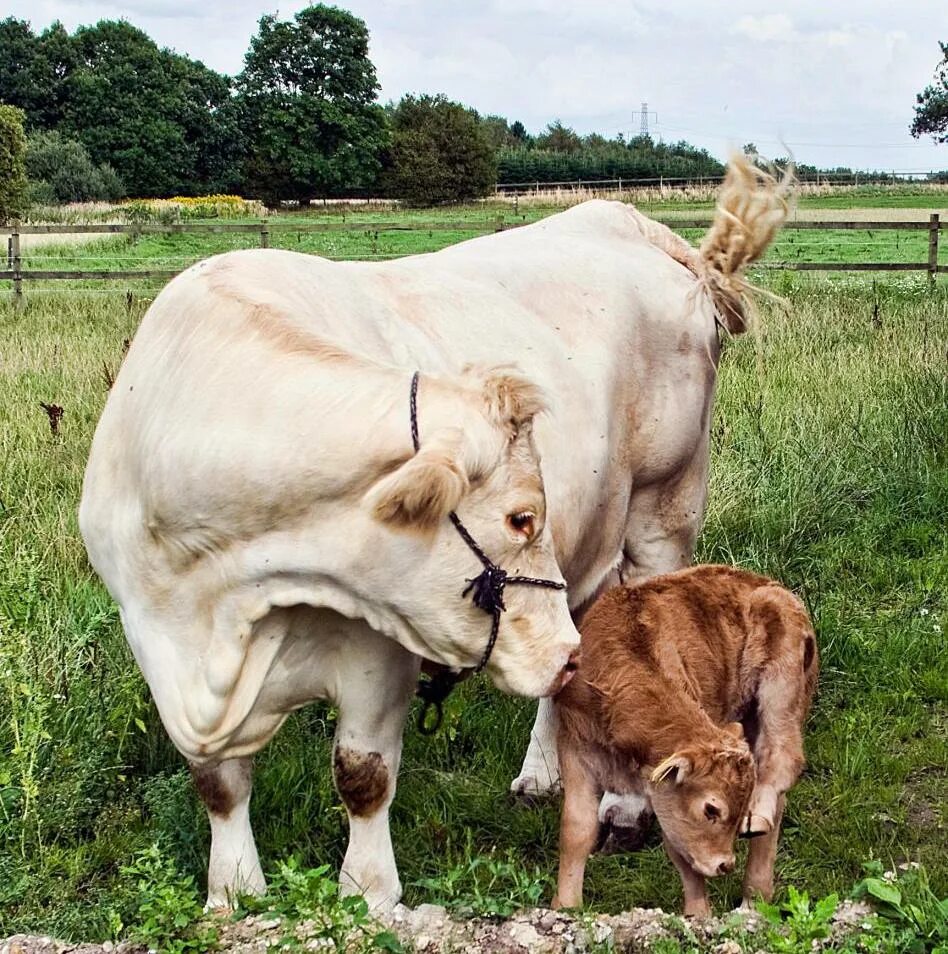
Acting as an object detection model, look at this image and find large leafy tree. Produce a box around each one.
[0,19,76,128]
[237,5,388,204]
[385,94,496,206]
[0,103,28,223]
[0,18,241,197]
[911,42,948,144]
[63,21,241,196]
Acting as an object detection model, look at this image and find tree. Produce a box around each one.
[509,120,529,145]
[0,103,28,223]
[62,20,241,197]
[237,5,388,204]
[385,94,496,206]
[911,42,948,144]
[26,130,125,202]
[0,19,76,127]
[535,120,582,154]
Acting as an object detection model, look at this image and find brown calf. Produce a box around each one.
[553,565,818,916]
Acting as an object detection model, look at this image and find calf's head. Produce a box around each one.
[645,727,755,878]
[364,369,579,698]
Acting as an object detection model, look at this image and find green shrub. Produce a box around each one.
[0,103,28,223]
[25,130,126,203]
[385,94,496,206]
[239,858,403,951]
[121,843,219,954]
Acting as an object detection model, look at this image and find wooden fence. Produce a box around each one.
[1,215,944,301]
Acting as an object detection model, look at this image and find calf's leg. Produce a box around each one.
[191,757,266,909]
[663,836,711,918]
[331,627,419,911]
[744,590,816,835]
[553,749,601,909]
[743,793,786,906]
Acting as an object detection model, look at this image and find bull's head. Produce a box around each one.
[363,368,579,698]
[644,725,756,878]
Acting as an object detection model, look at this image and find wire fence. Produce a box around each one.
[2,216,945,301]
[495,171,948,194]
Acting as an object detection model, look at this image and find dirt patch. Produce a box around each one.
[0,901,877,953]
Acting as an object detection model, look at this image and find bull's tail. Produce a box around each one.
[698,154,793,334]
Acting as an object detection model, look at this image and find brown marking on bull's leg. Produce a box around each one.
[663,835,711,918]
[191,759,251,818]
[334,746,389,817]
[743,793,785,905]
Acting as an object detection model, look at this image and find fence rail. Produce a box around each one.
[2,215,945,300]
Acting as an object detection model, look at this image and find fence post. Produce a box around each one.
[260,219,270,249]
[11,221,22,305]
[928,213,939,283]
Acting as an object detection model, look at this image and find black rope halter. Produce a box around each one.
[410,371,567,734]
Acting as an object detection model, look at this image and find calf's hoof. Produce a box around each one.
[740,813,773,838]
[683,900,712,919]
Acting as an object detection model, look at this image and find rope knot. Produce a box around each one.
[463,565,508,615]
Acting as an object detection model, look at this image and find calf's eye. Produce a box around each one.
[704,802,721,822]
[507,511,536,537]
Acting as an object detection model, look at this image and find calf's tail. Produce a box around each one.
[698,154,793,334]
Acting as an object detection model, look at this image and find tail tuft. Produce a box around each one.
[699,155,793,334]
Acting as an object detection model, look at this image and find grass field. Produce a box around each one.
[9,184,948,290]
[0,196,946,944]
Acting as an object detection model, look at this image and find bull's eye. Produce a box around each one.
[507,510,536,538]
[704,802,721,822]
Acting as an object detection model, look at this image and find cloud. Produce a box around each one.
[730,14,798,43]
[4,0,947,171]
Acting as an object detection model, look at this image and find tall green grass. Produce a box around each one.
[0,270,945,939]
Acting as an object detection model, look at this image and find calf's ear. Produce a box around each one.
[365,430,469,529]
[724,722,745,741]
[650,753,692,785]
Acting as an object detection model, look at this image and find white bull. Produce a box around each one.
[79,156,787,910]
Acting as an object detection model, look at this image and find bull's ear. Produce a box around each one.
[650,753,692,785]
[365,431,468,529]
[481,369,546,432]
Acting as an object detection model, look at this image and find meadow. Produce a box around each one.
[0,191,946,945]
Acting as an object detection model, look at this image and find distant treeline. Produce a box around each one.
[0,10,944,206]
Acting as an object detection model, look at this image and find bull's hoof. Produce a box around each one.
[595,820,652,854]
[739,813,773,839]
[509,770,561,802]
[595,793,653,854]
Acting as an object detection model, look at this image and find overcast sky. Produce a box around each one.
[7,0,948,171]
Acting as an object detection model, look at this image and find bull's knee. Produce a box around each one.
[191,759,251,818]
[334,746,391,817]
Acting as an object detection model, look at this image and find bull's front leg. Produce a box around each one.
[191,757,267,909]
[331,626,420,911]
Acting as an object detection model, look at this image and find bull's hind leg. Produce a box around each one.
[332,624,420,910]
[743,588,818,838]
[510,697,561,797]
[191,757,266,909]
